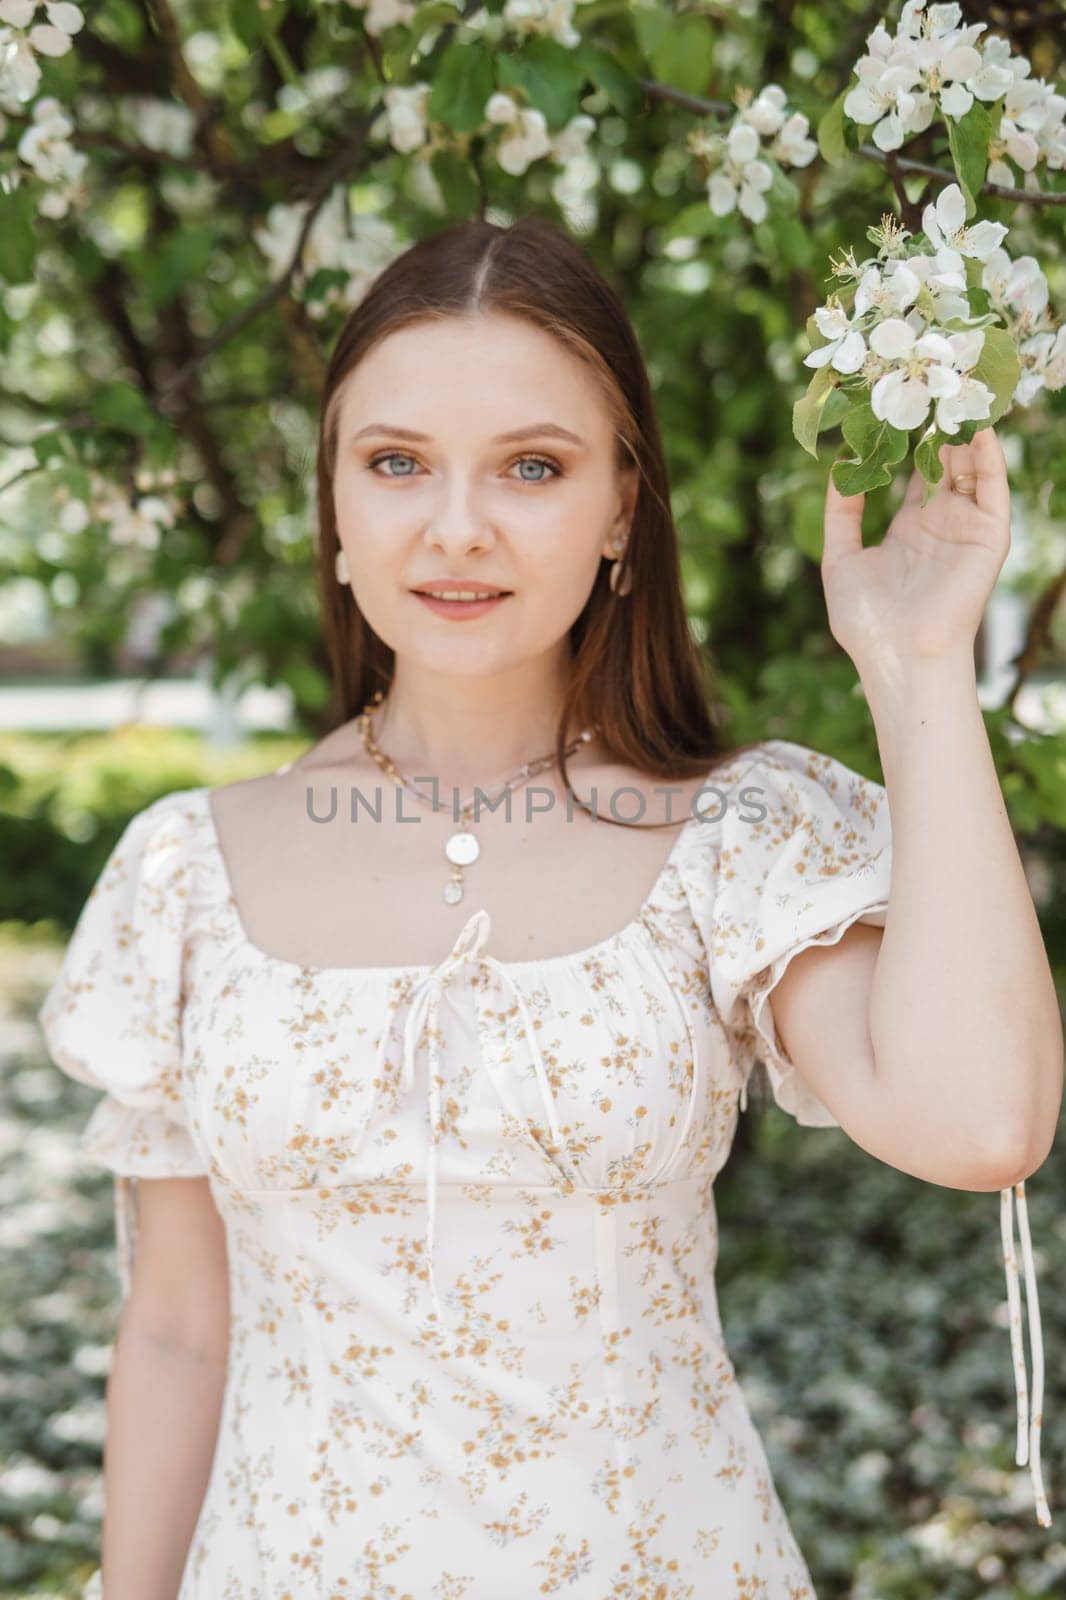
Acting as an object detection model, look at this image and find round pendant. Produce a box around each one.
[443,880,463,905]
[445,831,480,867]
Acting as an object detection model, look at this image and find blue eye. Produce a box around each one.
[367,452,563,482]
[513,456,561,483]
[369,452,418,478]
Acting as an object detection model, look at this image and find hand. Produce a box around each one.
[820,426,1011,672]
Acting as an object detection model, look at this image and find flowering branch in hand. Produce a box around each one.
[794,183,1062,498]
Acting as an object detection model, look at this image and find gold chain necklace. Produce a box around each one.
[357,689,597,905]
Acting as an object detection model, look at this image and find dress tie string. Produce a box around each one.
[1001,1180,1050,1526]
[399,909,564,1333]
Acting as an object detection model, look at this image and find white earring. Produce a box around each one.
[607,533,632,597]
[335,548,350,585]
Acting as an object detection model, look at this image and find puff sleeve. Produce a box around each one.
[37,792,209,1299]
[707,738,892,1126]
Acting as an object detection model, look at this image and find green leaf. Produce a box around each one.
[962,255,985,291]
[427,41,495,134]
[229,0,262,48]
[410,1,464,33]
[0,184,36,284]
[632,5,672,61]
[840,398,882,458]
[774,214,814,268]
[649,14,713,96]
[142,227,216,307]
[497,38,585,129]
[32,432,70,468]
[91,382,158,437]
[831,410,909,494]
[429,148,481,215]
[766,164,799,216]
[946,100,991,217]
[571,41,640,117]
[821,385,852,432]
[793,364,835,458]
[914,428,946,497]
[817,86,850,166]
[660,202,721,242]
[969,324,1021,422]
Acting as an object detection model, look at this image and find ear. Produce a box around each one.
[603,462,638,560]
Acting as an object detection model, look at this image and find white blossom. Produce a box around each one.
[380,82,432,153]
[549,111,595,164]
[853,259,921,319]
[707,121,773,224]
[252,187,400,313]
[770,110,817,168]
[101,490,178,550]
[16,92,86,215]
[340,0,418,35]
[739,83,788,137]
[502,0,581,50]
[986,112,1039,189]
[802,301,867,373]
[484,92,553,176]
[119,96,196,158]
[981,247,1049,326]
[901,248,969,323]
[921,183,1007,261]
[0,0,84,102]
[840,0,1055,158]
[869,319,992,433]
[1014,324,1066,404]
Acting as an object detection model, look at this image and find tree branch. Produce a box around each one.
[1005,567,1066,715]
[157,105,379,404]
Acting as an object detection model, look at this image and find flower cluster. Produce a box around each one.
[985,55,1066,192]
[10,92,85,215]
[0,0,83,104]
[981,248,1066,404]
[803,184,1063,434]
[484,91,595,177]
[497,0,582,50]
[54,470,181,550]
[320,0,419,36]
[687,84,817,225]
[252,188,401,319]
[373,78,597,185]
[843,0,1066,182]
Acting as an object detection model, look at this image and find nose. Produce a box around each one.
[422,468,496,554]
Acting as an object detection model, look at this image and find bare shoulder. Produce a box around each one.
[206,721,370,831]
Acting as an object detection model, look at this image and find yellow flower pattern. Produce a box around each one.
[37,739,1038,1592]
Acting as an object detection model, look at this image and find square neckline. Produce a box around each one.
[195,776,724,981]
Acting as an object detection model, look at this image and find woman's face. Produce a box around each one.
[330,311,638,679]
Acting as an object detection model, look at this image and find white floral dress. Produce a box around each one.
[37,738,1049,1599]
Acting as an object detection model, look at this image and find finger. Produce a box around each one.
[938,430,1009,520]
[823,472,865,563]
[968,426,1011,523]
[899,464,927,510]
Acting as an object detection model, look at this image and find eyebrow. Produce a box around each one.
[349,422,588,449]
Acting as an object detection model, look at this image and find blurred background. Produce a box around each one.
[1,0,1064,1594]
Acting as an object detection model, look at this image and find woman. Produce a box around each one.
[39,214,1060,1597]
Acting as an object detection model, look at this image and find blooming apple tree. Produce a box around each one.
[0,0,1062,750]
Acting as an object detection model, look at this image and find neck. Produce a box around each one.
[365,664,599,794]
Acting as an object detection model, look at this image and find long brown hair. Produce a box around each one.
[314,213,764,833]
